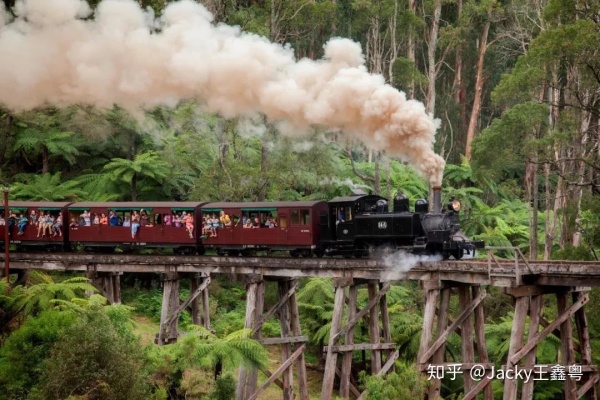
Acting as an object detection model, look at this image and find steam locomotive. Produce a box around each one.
[0,188,482,260]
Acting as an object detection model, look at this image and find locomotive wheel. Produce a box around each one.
[452,250,464,260]
[313,249,324,258]
[290,250,300,258]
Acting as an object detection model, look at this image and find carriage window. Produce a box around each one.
[290,210,300,225]
[301,210,310,225]
[279,215,287,228]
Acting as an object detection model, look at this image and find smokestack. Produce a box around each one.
[433,186,442,214]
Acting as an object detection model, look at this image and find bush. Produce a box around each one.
[35,308,149,400]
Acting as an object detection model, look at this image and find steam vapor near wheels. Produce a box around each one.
[0,0,445,185]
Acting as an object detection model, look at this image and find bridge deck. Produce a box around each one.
[2,253,600,287]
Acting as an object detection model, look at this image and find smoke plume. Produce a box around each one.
[380,249,442,280]
[0,0,445,185]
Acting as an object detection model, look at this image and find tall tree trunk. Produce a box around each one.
[425,0,442,114]
[453,0,467,130]
[406,0,416,98]
[42,145,49,174]
[465,16,491,161]
[131,172,138,202]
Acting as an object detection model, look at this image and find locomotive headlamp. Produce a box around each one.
[451,199,461,212]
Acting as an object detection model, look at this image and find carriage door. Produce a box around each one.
[278,212,288,245]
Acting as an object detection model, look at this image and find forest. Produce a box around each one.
[0,0,599,399]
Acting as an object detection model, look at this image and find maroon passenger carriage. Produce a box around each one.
[67,202,207,254]
[0,202,70,250]
[200,201,328,257]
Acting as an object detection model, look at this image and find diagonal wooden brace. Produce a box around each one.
[252,280,299,335]
[165,276,211,327]
[419,289,487,365]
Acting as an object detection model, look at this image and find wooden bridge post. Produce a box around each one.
[190,272,210,328]
[86,269,122,304]
[418,281,492,400]
[157,271,180,345]
[320,278,396,400]
[236,274,264,400]
[502,286,599,400]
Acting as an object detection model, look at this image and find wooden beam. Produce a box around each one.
[417,289,439,367]
[258,367,284,390]
[429,287,450,400]
[509,294,589,365]
[278,280,294,399]
[368,282,382,374]
[463,377,494,400]
[321,284,346,400]
[165,276,211,327]
[522,295,542,400]
[324,343,397,352]
[557,293,577,400]
[502,296,528,400]
[419,289,487,365]
[340,285,358,399]
[252,280,299,335]
[472,285,493,400]
[459,286,475,393]
[577,374,600,399]
[248,344,306,400]
[289,282,309,400]
[260,336,307,345]
[356,350,399,400]
[331,282,391,345]
[236,278,261,400]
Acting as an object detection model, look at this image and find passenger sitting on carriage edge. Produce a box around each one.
[37,212,46,237]
[131,211,140,239]
[17,214,27,235]
[53,214,63,237]
[185,213,194,238]
[202,215,213,238]
[30,210,37,225]
[163,213,172,226]
[82,210,91,226]
[44,214,55,236]
[211,214,220,237]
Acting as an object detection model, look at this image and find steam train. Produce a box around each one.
[0,188,483,259]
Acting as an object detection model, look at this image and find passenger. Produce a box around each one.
[123,216,131,227]
[99,213,108,225]
[202,215,213,238]
[29,210,37,225]
[140,210,151,227]
[82,210,91,226]
[7,212,16,235]
[130,211,140,239]
[44,214,55,236]
[53,214,63,237]
[252,217,260,229]
[174,213,182,228]
[0,215,4,226]
[244,218,253,229]
[265,217,277,228]
[164,213,172,226]
[338,207,346,223]
[92,213,99,225]
[211,214,220,237]
[220,211,231,227]
[37,211,47,237]
[17,214,28,235]
[185,213,194,238]
[69,218,78,228]
[109,211,119,226]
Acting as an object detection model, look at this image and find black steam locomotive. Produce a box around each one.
[319,187,482,259]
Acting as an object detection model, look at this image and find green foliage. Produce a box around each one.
[206,372,236,400]
[35,308,148,400]
[0,310,77,399]
[10,172,87,201]
[359,362,429,399]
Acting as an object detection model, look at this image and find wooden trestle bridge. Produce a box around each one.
[2,248,600,400]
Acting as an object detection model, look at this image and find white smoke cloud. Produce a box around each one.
[0,4,8,29]
[380,249,442,280]
[0,0,445,185]
[319,177,372,192]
